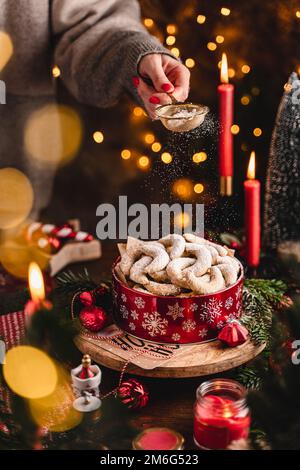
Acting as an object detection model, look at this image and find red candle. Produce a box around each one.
[132,427,184,450]
[244,151,261,267]
[218,53,234,196]
[193,379,250,450]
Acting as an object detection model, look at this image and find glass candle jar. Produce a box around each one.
[193,379,250,450]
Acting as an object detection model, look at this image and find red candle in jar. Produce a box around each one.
[218,53,234,196]
[133,427,184,450]
[194,379,250,450]
[244,151,261,267]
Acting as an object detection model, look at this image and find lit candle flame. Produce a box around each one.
[247,151,256,180]
[220,53,229,84]
[28,262,45,302]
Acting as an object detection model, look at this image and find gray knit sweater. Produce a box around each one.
[0,0,171,215]
[0,0,169,104]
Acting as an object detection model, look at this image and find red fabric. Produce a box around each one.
[0,311,25,416]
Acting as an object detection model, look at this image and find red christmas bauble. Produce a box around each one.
[79,291,94,306]
[118,379,149,410]
[218,321,249,347]
[79,306,107,332]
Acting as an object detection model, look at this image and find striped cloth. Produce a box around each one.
[0,311,25,423]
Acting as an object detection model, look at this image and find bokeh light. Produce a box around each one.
[3,346,57,399]
[216,35,225,44]
[185,58,195,68]
[93,131,104,143]
[0,168,33,229]
[171,47,180,58]
[194,183,205,194]
[166,24,177,34]
[133,106,145,117]
[296,11,300,18]
[152,142,162,152]
[172,178,193,200]
[144,18,154,28]
[241,95,251,105]
[221,7,231,16]
[52,66,61,78]
[138,156,150,170]
[251,87,260,96]
[193,152,207,163]
[166,35,176,46]
[228,68,236,78]
[231,124,240,135]
[241,64,251,74]
[144,133,155,144]
[207,42,217,51]
[161,152,172,164]
[253,127,262,137]
[197,15,206,24]
[29,367,82,432]
[0,31,13,71]
[121,149,131,160]
[24,105,83,167]
[175,212,191,229]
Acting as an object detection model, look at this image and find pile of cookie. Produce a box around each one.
[114,234,241,296]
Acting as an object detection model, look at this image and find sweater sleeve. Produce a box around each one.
[52,0,173,107]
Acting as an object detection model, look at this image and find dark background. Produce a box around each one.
[44,0,300,235]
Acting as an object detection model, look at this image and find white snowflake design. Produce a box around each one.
[198,328,208,339]
[134,296,146,309]
[235,285,243,301]
[226,313,238,322]
[120,304,129,319]
[142,312,168,337]
[121,293,127,303]
[172,333,181,342]
[199,298,223,325]
[129,322,136,331]
[182,319,196,332]
[130,310,139,320]
[166,302,185,321]
[216,320,225,330]
[225,297,233,310]
[190,303,198,313]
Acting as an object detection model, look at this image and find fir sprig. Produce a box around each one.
[55,268,97,296]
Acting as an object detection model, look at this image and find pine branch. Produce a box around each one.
[55,268,97,296]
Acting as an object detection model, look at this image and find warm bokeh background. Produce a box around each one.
[44,0,300,234]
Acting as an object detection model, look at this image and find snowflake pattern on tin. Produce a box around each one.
[120,304,129,319]
[199,298,223,324]
[131,310,139,320]
[166,302,185,321]
[216,320,225,330]
[190,303,198,313]
[182,319,196,332]
[129,322,136,331]
[198,328,208,339]
[134,297,146,309]
[172,333,181,342]
[121,293,127,303]
[225,297,233,310]
[142,312,168,337]
[235,285,243,301]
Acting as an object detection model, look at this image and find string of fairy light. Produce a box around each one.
[48,5,300,214]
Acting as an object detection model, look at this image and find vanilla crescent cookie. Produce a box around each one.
[166,257,196,288]
[142,244,170,274]
[216,263,239,287]
[150,270,170,282]
[145,280,181,296]
[186,266,226,294]
[159,234,185,259]
[129,256,152,285]
[184,233,229,257]
[184,243,212,276]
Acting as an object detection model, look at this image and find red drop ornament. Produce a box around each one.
[118,379,149,410]
[218,321,249,347]
[79,291,94,306]
[79,306,107,332]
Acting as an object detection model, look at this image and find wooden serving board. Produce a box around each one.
[75,333,265,378]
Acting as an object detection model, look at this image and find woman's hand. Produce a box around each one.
[133,54,190,119]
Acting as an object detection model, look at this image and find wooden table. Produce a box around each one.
[62,241,260,451]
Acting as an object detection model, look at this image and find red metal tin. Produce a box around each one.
[112,259,244,345]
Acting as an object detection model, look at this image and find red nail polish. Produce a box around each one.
[149,96,161,104]
[161,83,172,92]
[132,76,140,87]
